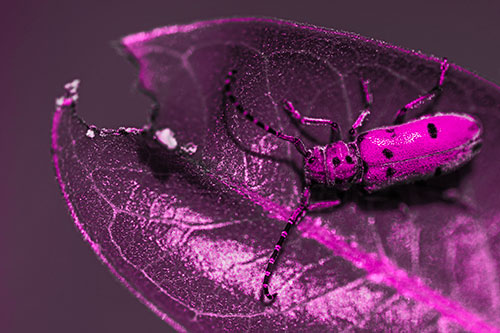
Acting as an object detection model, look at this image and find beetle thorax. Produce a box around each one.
[304,142,361,190]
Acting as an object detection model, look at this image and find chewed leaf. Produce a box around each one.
[52,18,500,331]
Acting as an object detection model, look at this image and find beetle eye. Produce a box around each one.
[308,157,316,164]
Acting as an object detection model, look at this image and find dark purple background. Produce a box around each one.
[3,1,500,332]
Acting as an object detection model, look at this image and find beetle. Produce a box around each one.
[223,58,483,305]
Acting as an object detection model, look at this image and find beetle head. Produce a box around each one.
[304,146,327,184]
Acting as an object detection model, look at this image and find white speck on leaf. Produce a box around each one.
[156,128,178,149]
[119,127,142,134]
[181,142,197,155]
[56,79,80,107]
[64,79,80,94]
[55,97,65,107]
[86,129,95,138]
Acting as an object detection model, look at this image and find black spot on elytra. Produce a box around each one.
[386,167,395,178]
[427,123,438,139]
[385,128,396,138]
[382,148,394,159]
[332,157,340,167]
[362,160,369,173]
[434,167,442,177]
[346,156,354,164]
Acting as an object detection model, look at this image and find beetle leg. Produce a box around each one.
[349,79,372,139]
[282,100,342,142]
[349,109,370,139]
[308,199,341,211]
[393,58,450,124]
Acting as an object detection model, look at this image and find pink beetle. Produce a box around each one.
[223,58,482,304]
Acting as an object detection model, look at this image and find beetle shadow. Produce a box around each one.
[135,132,200,183]
[345,162,474,214]
[132,95,306,189]
[305,160,476,220]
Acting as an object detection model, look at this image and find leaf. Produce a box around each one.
[52,18,500,331]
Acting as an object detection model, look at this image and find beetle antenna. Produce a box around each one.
[260,187,311,305]
[224,70,311,158]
